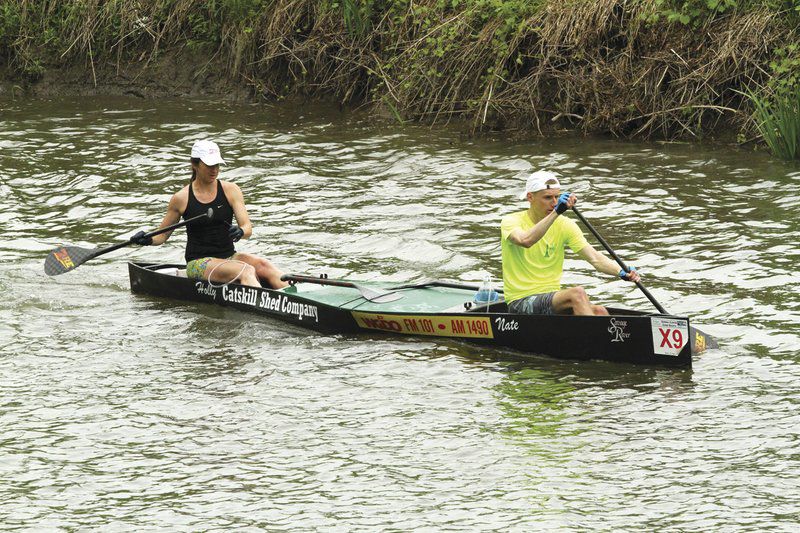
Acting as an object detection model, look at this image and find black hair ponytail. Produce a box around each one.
[190,157,201,183]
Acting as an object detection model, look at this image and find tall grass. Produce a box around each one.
[340,0,372,39]
[748,89,800,160]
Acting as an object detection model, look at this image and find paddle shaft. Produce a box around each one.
[391,280,504,294]
[282,274,365,290]
[282,275,504,304]
[284,275,493,293]
[571,206,668,314]
[88,210,211,261]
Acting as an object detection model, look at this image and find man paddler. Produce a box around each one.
[500,170,641,316]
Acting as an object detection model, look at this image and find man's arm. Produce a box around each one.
[577,245,641,282]
[508,192,577,248]
[507,211,559,248]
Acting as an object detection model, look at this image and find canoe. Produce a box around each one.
[128,262,717,367]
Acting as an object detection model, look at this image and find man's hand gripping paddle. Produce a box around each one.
[570,206,668,314]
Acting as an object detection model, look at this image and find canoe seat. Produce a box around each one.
[468,299,507,313]
[153,266,187,278]
[441,299,507,314]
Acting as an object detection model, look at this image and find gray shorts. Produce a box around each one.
[508,292,556,315]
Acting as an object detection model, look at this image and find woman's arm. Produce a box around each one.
[151,188,187,245]
[223,182,253,239]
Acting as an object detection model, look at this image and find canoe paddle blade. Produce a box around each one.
[358,285,403,303]
[44,245,97,276]
[43,210,214,278]
[280,274,404,303]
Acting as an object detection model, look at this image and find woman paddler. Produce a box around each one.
[131,140,288,289]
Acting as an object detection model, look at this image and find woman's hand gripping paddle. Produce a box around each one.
[44,208,214,276]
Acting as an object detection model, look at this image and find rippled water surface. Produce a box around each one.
[1,96,799,530]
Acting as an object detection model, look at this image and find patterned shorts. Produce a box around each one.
[185,256,234,280]
[508,292,556,315]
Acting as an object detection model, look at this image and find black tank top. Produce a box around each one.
[183,180,235,262]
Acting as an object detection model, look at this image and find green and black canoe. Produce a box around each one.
[129,262,717,367]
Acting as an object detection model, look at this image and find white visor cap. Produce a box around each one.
[191,140,226,166]
[518,170,561,200]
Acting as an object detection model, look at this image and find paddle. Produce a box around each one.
[390,280,504,294]
[571,206,668,314]
[280,274,403,303]
[44,208,214,276]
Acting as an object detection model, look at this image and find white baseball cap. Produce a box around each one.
[191,140,226,166]
[518,170,561,200]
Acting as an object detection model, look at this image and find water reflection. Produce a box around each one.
[493,358,696,442]
[495,367,576,440]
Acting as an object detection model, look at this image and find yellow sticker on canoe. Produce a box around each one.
[694,332,706,353]
[352,312,494,339]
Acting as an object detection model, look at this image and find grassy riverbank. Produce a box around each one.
[1,0,799,147]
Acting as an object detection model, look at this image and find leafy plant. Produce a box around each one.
[0,2,21,47]
[769,45,800,93]
[647,0,738,25]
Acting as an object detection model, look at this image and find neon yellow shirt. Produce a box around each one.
[501,210,589,302]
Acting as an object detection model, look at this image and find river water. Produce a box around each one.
[1,96,798,530]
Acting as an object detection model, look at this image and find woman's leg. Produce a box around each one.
[189,257,260,287]
[233,252,289,289]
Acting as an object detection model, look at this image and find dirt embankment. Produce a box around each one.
[1,49,250,101]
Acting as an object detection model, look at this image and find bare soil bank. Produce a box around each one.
[0,50,251,101]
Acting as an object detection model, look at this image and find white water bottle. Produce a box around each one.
[474,275,499,304]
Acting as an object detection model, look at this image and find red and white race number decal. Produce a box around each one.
[650,317,689,356]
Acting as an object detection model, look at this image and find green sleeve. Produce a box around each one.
[500,213,521,241]
[564,218,589,253]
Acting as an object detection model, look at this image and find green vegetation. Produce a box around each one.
[648,0,799,26]
[748,88,800,160]
[742,41,800,160]
[1,0,799,156]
